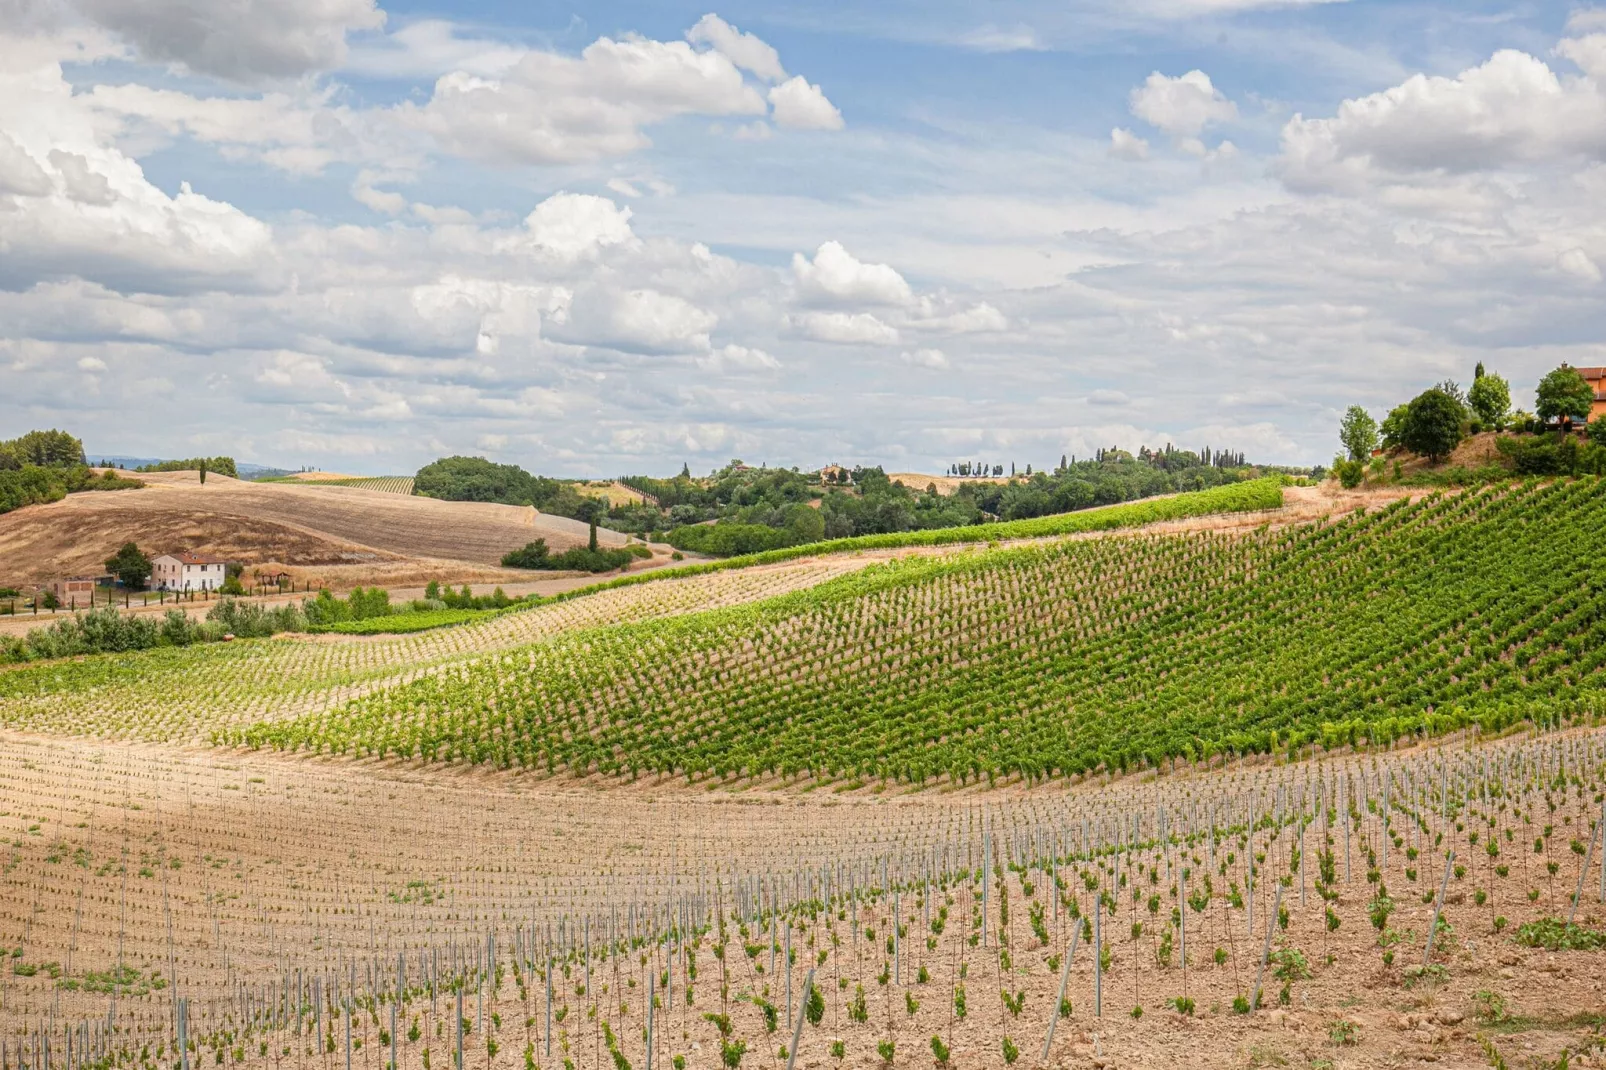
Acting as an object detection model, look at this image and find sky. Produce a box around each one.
[2,0,1605,476]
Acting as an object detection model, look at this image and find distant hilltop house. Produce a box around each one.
[152,552,228,591]
[819,464,852,485]
[1576,366,1606,421]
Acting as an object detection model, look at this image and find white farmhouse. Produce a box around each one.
[151,552,228,591]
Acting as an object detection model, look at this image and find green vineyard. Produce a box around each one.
[230,477,1606,781]
[265,475,416,494]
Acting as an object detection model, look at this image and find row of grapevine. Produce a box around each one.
[3,727,1603,1069]
[234,478,1606,784]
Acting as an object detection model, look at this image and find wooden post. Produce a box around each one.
[1425,852,1456,964]
[783,968,815,1070]
[1039,922,1081,1063]
[1569,817,1599,926]
[1093,898,1101,1018]
[1251,883,1284,1011]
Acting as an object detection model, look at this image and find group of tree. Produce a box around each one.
[413,455,592,518]
[133,456,238,480]
[412,446,1273,562]
[1336,362,1606,485]
[0,429,85,469]
[500,536,649,573]
[659,450,1265,556]
[0,429,142,516]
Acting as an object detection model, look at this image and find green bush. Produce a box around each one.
[21,608,160,659]
[501,540,636,573]
[1514,918,1606,951]
[205,598,305,638]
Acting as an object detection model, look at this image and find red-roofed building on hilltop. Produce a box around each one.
[151,552,228,591]
[1573,366,1606,422]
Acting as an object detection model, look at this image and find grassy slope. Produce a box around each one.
[231,478,1606,782]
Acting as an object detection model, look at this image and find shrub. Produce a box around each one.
[502,540,636,573]
[1514,918,1606,951]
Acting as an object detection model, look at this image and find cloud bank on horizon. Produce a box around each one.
[2,0,1604,474]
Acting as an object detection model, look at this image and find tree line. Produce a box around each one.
[1336,363,1606,485]
[0,429,142,516]
[659,452,1265,557]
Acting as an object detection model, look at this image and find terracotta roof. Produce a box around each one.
[161,552,229,565]
[1572,366,1606,379]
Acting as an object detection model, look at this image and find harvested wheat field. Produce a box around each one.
[0,471,646,589]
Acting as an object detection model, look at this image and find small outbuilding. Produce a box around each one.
[47,577,97,606]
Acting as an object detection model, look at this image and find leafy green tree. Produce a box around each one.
[103,542,153,589]
[1338,406,1378,462]
[1535,366,1594,426]
[0,429,86,470]
[1379,404,1410,450]
[1469,373,1511,429]
[1588,416,1606,448]
[1401,389,1464,462]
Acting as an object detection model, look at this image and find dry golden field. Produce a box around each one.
[0,472,649,590]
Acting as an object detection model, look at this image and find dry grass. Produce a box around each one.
[0,471,639,588]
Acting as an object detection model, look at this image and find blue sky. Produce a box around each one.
[2,0,1604,475]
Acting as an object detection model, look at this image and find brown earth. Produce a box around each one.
[0,470,654,589]
[0,726,1598,1070]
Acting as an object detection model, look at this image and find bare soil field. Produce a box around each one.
[0,727,1600,1070]
[0,471,647,589]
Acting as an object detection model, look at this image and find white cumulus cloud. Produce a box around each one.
[1280,48,1606,192]
[792,241,912,305]
[405,34,768,165]
[1108,127,1150,161]
[686,14,786,83]
[550,287,718,355]
[768,76,844,130]
[1130,70,1237,137]
[510,193,637,260]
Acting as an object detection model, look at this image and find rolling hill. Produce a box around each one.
[231,477,1606,782]
[0,469,638,588]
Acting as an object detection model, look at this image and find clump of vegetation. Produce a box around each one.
[1,429,142,516]
[134,457,239,479]
[414,456,591,516]
[501,539,646,573]
[655,452,1273,557]
[1514,918,1606,951]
